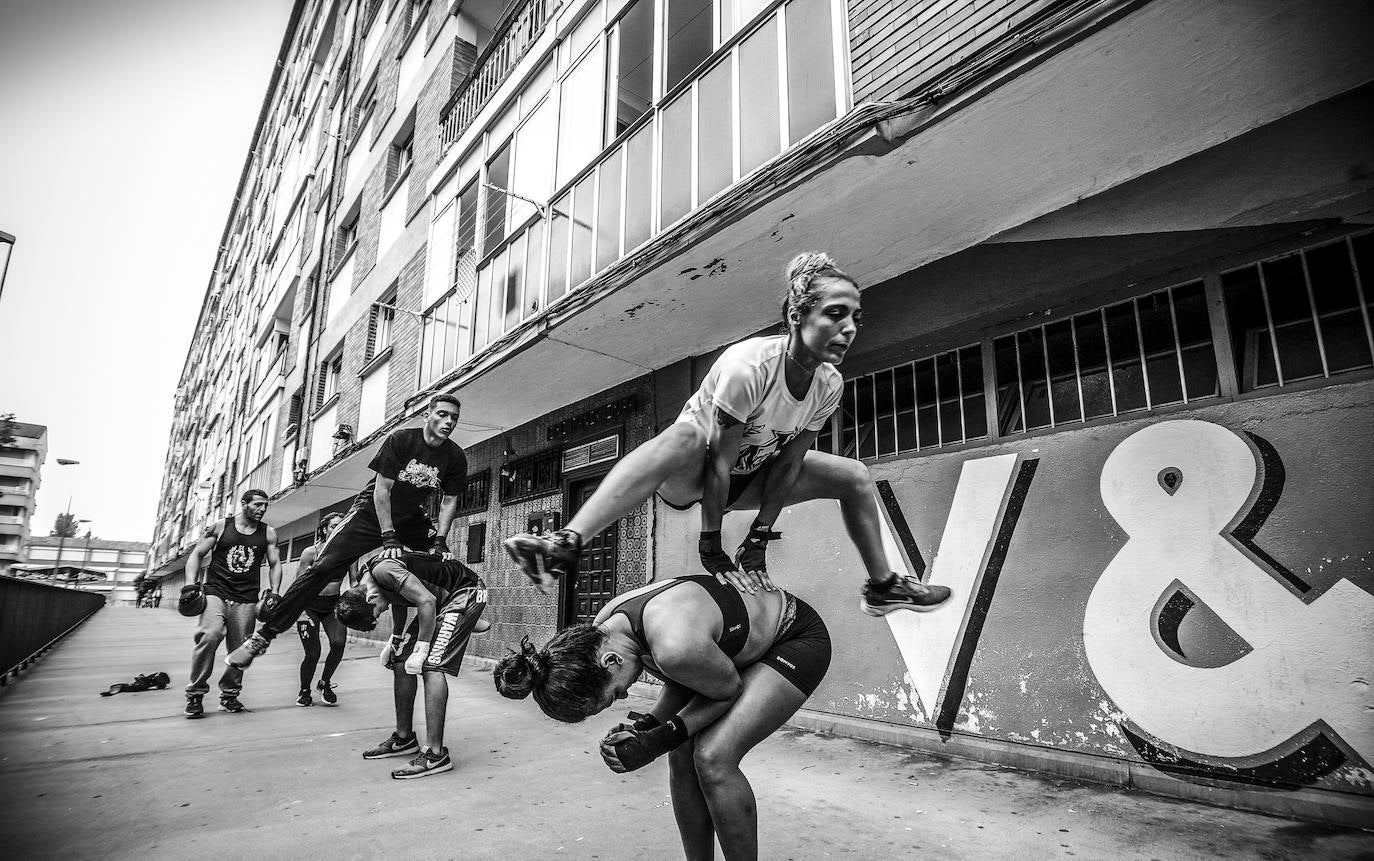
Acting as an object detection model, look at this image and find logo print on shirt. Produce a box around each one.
[397,459,442,490]
[226,544,255,574]
[734,429,799,474]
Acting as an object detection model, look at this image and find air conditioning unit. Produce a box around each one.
[561,434,619,473]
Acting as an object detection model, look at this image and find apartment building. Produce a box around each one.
[14,536,150,605]
[0,421,47,576]
[149,0,1373,824]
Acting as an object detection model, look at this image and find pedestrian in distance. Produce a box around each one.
[503,252,950,616]
[335,551,489,779]
[293,511,349,706]
[183,489,282,718]
[226,394,468,670]
[495,571,831,861]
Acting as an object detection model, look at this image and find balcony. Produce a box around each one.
[439,0,556,157]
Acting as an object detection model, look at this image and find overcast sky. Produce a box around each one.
[0,0,294,542]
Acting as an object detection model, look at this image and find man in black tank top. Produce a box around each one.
[182,490,281,718]
[335,553,488,779]
[227,395,468,671]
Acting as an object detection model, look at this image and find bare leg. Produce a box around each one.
[421,671,449,751]
[393,664,417,738]
[669,740,716,861]
[566,423,708,538]
[692,664,808,861]
[729,451,891,584]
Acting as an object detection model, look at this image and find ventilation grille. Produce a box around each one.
[561,435,619,473]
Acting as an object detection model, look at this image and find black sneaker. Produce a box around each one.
[861,574,953,616]
[391,747,453,779]
[184,693,204,719]
[502,529,582,593]
[225,632,271,669]
[317,680,337,705]
[218,695,248,713]
[296,689,312,707]
[363,732,419,759]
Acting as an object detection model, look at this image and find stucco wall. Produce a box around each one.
[655,380,1374,800]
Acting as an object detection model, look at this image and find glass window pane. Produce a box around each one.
[667,0,713,92]
[660,90,693,227]
[1016,329,1050,429]
[1170,282,1218,401]
[489,248,508,339]
[483,143,511,254]
[610,0,654,137]
[513,98,556,224]
[959,346,987,439]
[839,380,856,456]
[473,264,491,349]
[597,149,623,272]
[624,121,654,251]
[556,44,605,188]
[1354,233,1374,323]
[936,352,962,443]
[914,358,938,446]
[1262,255,1323,382]
[722,0,771,39]
[1104,301,1147,411]
[874,369,895,456]
[1137,290,1183,406]
[697,59,733,203]
[524,218,545,318]
[853,373,876,459]
[505,235,525,330]
[738,17,780,174]
[785,0,836,143]
[1044,319,1081,424]
[1075,312,1112,419]
[993,336,1021,434]
[1307,240,1372,373]
[547,193,571,302]
[1222,265,1277,391]
[456,181,479,253]
[570,175,596,288]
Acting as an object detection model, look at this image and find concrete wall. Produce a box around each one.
[656,380,1374,807]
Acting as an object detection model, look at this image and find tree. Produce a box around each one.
[52,512,79,537]
[0,413,16,447]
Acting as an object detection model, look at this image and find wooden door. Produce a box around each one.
[562,477,618,626]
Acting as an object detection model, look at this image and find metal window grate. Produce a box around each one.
[1221,232,1374,392]
[994,281,1218,435]
[456,469,491,516]
[498,449,562,503]
[839,344,986,459]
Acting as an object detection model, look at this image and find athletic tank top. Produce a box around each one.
[204,516,268,603]
[610,574,750,659]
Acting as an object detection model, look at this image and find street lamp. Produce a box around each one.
[0,231,14,306]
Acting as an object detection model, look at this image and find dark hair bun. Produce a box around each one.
[493,637,545,699]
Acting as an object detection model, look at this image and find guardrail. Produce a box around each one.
[0,575,104,686]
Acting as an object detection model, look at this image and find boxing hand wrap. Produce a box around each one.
[606,711,662,736]
[404,641,431,675]
[429,536,452,559]
[734,521,782,573]
[259,589,283,617]
[379,531,404,559]
[605,715,689,772]
[380,635,403,669]
[697,531,737,576]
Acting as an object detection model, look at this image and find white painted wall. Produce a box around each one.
[309,403,337,469]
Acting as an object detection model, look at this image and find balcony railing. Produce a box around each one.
[439,0,555,157]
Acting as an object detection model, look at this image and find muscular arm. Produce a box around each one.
[652,633,743,732]
[373,474,396,534]
[700,408,747,533]
[184,528,219,585]
[754,428,817,529]
[264,527,282,592]
[433,493,459,545]
[393,575,437,642]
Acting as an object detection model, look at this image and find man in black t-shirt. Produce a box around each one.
[227,394,468,670]
[336,552,488,779]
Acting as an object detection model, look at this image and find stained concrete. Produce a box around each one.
[0,606,1369,860]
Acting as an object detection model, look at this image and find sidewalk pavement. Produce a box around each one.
[0,606,1370,860]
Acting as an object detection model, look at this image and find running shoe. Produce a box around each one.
[317,680,337,705]
[218,694,248,713]
[184,692,204,719]
[860,574,952,616]
[296,689,312,707]
[391,747,452,779]
[502,529,582,593]
[225,632,271,669]
[363,732,419,760]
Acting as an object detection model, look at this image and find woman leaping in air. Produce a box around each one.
[503,252,949,616]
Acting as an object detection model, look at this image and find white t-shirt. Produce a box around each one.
[677,335,843,475]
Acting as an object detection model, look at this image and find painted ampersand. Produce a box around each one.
[1084,420,1373,762]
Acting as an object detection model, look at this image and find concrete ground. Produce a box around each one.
[0,607,1370,861]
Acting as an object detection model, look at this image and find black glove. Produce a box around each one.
[429,535,453,560]
[734,521,781,573]
[379,530,404,559]
[602,715,689,773]
[259,589,283,618]
[698,531,737,576]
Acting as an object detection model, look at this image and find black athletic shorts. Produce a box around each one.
[659,457,775,512]
[758,593,831,697]
[303,593,340,624]
[395,581,489,676]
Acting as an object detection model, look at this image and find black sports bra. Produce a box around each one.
[609,574,750,659]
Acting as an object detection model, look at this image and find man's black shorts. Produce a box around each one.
[395,582,488,676]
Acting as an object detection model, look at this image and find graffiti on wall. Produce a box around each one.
[1083,419,1374,785]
